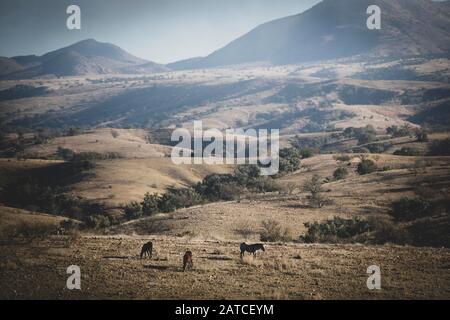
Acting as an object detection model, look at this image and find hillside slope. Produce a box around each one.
[170,0,450,69]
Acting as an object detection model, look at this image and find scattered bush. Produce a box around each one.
[260,219,291,242]
[234,165,261,185]
[158,188,203,212]
[123,201,142,220]
[57,148,120,162]
[333,167,348,180]
[357,159,377,175]
[366,142,392,154]
[300,216,375,243]
[304,175,325,208]
[111,130,120,138]
[343,125,377,145]
[298,147,316,159]
[386,125,413,138]
[334,154,351,162]
[141,192,160,215]
[195,174,242,201]
[247,176,282,193]
[393,147,422,156]
[85,214,112,229]
[278,148,301,174]
[415,129,428,142]
[390,197,436,221]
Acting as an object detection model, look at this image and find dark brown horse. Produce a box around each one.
[183,251,193,271]
[240,243,265,259]
[140,241,153,259]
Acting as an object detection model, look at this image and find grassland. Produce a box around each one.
[1,56,449,300]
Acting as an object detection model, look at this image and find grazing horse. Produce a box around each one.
[240,243,265,259]
[183,251,193,271]
[140,241,153,259]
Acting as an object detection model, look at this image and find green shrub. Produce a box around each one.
[158,188,203,212]
[234,165,260,185]
[57,147,75,160]
[367,143,392,153]
[357,159,377,175]
[390,197,434,221]
[195,174,242,201]
[278,148,301,174]
[300,216,375,243]
[141,192,160,215]
[298,147,316,159]
[246,176,282,193]
[86,214,111,229]
[123,201,142,220]
[343,125,377,145]
[386,125,412,138]
[333,167,348,180]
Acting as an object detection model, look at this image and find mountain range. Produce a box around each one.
[1,0,449,78]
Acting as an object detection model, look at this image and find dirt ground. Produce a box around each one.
[1,235,449,300]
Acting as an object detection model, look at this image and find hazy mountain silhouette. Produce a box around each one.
[1,39,167,78]
[169,0,450,70]
[0,57,25,76]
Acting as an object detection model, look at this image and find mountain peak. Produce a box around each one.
[1,39,167,78]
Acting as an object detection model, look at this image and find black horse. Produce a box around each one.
[140,241,153,259]
[240,243,265,259]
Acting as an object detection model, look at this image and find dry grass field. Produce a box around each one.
[1,235,449,300]
[1,151,449,300]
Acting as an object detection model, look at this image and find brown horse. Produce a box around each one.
[183,251,193,271]
[140,241,153,259]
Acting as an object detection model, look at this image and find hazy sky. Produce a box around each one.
[0,0,321,63]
